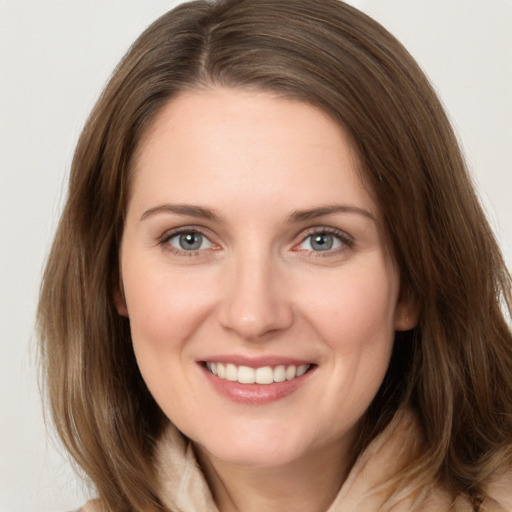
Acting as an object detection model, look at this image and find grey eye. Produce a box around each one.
[311,234,334,251]
[168,232,212,251]
[300,233,343,252]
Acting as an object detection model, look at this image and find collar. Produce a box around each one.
[153,408,475,512]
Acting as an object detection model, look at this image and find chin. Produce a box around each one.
[193,426,308,468]
[206,444,300,468]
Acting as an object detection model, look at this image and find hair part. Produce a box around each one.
[38,0,512,510]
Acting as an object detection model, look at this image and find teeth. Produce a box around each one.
[237,365,255,384]
[255,366,274,384]
[206,362,311,384]
[296,364,309,377]
[226,363,237,381]
[286,365,296,380]
[273,365,286,383]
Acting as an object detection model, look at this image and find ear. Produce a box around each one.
[114,284,129,318]
[395,287,420,332]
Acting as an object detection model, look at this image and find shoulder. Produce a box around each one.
[76,500,102,512]
[484,469,512,511]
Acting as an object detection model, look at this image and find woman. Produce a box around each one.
[37,0,512,511]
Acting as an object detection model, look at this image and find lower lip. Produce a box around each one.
[200,364,315,405]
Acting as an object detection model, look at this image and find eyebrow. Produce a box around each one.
[286,205,375,223]
[140,204,221,222]
[140,203,375,223]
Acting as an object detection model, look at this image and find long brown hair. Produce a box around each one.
[37,0,512,510]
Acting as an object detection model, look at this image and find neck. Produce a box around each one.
[194,439,353,512]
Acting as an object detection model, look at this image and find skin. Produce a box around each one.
[117,87,418,512]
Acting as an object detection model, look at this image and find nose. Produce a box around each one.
[218,252,294,341]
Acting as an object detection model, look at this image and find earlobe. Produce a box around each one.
[114,286,129,318]
[395,289,420,332]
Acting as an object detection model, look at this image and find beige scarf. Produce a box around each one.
[154,409,512,512]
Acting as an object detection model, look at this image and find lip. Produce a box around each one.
[198,358,316,405]
[199,354,314,368]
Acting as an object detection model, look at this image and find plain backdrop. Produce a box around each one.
[1,1,511,511]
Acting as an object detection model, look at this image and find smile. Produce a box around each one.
[205,362,311,384]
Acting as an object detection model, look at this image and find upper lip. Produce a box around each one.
[199,354,315,368]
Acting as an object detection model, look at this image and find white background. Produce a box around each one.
[1,1,511,511]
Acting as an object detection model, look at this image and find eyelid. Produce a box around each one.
[168,232,213,251]
[158,226,219,254]
[156,224,353,257]
[293,226,354,253]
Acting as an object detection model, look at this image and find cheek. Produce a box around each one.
[301,262,399,426]
[122,261,216,354]
[304,262,399,345]
[300,257,399,411]
[121,263,218,411]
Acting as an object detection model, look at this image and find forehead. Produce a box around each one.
[129,87,377,219]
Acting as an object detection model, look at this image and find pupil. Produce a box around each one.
[312,234,333,251]
[180,233,202,250]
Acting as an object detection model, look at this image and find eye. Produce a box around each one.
[167,231,213,251]
[296,229,351,253]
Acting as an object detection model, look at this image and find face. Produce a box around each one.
[118,88,416,470]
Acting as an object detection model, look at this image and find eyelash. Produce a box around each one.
[295,227,354,257]
[158,227,215,257]
[158,226,353,257]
